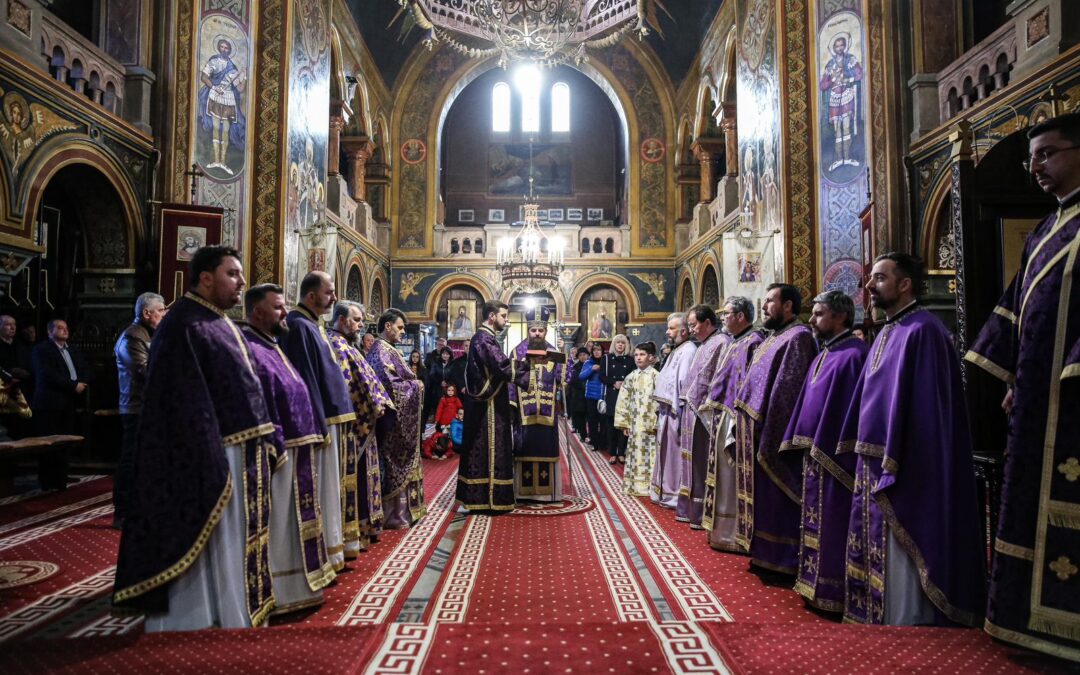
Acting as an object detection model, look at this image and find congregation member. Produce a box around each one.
[651,312,696,509]
[367,308,426,528]
[32,318,91,490]
[328,300,394,552]
[614,341,659,496]
[360,332,375,357]
[281,271,357,571]
[423,336,448,370]
[966,112,1080,657]
[240,284,332,613]
[702,296,762,552]
[579,343,606,450]
[508,316,564,500]
[456,300,531,513]
[734,283,817,574]
[677,304,728,527]
[0,314,32,393]
[114,246,276,630]
[840,252,984,626]
[566,347,590,438]
[599,334,634,463]
[112,292,165,527]
[424,346,453,423]
[778,290,866,613]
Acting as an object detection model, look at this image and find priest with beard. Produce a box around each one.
[456,300,532,513]
[328,300,394,553]
[677,304,729,528]
[508,311,565,501]
[650,312,696,509]
[114,246,277,630]
[280,271,357,572]
[702,296,762,552]
[239,284,332,614]
[734,283,817,575]
[778,290,867,614]
[839,253,984,626]
[366,308,426,528]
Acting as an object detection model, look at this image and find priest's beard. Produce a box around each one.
[763,314,787,330]
[527,337,548,351]
[271,321,289,338]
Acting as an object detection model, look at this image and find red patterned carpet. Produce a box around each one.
[0,423,1070,673]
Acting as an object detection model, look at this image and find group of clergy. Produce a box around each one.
[651,251,986,628]
[111,248,426,630]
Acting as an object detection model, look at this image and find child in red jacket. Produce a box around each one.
[435,383,463,432]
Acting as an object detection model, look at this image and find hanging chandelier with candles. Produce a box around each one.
[496,201,565,294]
[395,0,670,68]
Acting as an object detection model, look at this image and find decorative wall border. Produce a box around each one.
[249,0,286,283]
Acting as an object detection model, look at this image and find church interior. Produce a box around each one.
[0,0,1078,671]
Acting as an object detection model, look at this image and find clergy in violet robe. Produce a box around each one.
[778,290,867,613]
[965,113,1080,658]
[114,247,277,630]
[840,253,984,626]
[240,284,332,614]
[281,271,357,572]
[734,283,817,574]
[457,300,532,512]
[677,304,730,528]
[651,312,696,509]
[508,318,565,501]
[367,308,426,528]
[702,297,762,552]
[329,300,394,552]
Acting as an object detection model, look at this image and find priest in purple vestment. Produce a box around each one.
[508,318,565,501]
[367,308,426,528]
[677,304,730,528]
[457,300,532,513]
[702,297,762,552]
[114,246,277,630]
[840,253,984,626]
[281,272,357,572]
[329,301,394,551]
[966,113,1080,658]
[240,284,332,615]
[651,312,696,509]
[734,283,817,574]
[779,290,867,613]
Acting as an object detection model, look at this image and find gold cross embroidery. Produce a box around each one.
[1050,556,1078,581]
[1058,458,1080,482]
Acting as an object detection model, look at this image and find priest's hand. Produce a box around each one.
[1001,387,1014,415]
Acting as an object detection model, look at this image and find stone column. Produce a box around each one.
[341,136,375,202]
[691,138,725,203]
[328,114,345,176]
[719,103,738,177]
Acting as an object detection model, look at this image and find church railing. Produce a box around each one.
[39,9,127,118]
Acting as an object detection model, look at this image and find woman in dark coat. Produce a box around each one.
[600,334,634,463]
[566,347,590,438]
[422,346,452,423]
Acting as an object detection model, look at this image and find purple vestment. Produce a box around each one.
[328,330,394,550]
[240,324,334,590]
[840,305,985,626]
[508,339,564,498]
[651,339,697,509]
[281,306,357,430]
[779,331,867,612]
[966,201,1080,656]
[702,328,763,551]
[456,325,531,511]
[734,321,817,573]
[114,293,276,625]
[677,329,730,526]
[366,337,426,525]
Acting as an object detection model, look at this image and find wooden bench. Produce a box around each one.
[0,435,85,496]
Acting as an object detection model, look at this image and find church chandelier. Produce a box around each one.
[395,0,664,68]
[496,201,565,294]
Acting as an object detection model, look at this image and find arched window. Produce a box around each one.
[521,84,540,133]
[492,82,511,132]
[474,238,484,254]
[551,82,570,132]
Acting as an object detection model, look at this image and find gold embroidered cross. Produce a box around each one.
[1058,458,1080,482]
[1050,556,1078,581]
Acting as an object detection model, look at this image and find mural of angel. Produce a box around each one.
[397,271,433,302]
[0,90,78,171]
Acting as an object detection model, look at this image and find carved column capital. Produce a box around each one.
[719,103,738,177]
[691,138,726,203]
[341,136,376,202]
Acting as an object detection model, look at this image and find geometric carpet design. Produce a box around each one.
[0,424,1069,673]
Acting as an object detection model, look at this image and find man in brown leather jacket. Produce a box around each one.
[112,292,165,527]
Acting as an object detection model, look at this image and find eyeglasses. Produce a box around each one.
[1022,145,1080,171]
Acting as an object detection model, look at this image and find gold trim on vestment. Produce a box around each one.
[994,538,1035,561]
[455,499,515,511]
[270,596,324,616]
[809,447,855,492]
[112,473,234,604]
[1062,363,1080,380]
[222,422,276,447]
[751,558,796,575]
[963,350,1016,385]
[993,305,1017,323]
[1020,245,1073,330]
[326,412,357,425]
[734,399,762,422]
[854,441,885,458]
[285,434,325,449]
[985,618,1080,662]
[754,529,800,546]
